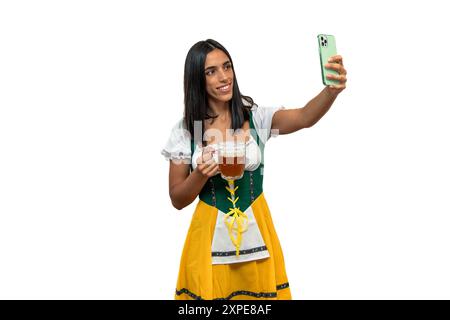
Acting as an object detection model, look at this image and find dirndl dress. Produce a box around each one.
[161,105,291,300]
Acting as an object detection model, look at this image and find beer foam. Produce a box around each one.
[220,150,245,157]
[219,141,245,157]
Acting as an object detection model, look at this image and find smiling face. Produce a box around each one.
[204,49,234,104]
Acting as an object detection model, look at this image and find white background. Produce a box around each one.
[1,0,449,299]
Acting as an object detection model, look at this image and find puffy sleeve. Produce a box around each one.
[251,105,285,144]
[160,118,192,164]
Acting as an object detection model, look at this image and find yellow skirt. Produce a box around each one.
[175,193,292,300]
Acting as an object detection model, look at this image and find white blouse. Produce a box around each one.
[161,104,285,165]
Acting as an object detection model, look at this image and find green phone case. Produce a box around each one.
[318,34,339,86]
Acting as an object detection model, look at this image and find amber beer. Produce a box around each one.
[218,142,246,180]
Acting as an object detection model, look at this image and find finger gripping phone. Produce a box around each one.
[318,34,339,86]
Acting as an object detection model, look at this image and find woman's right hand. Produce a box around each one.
[195,146,219,178]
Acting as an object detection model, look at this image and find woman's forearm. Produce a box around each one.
[302,86,338,128]
[170,168,209,210]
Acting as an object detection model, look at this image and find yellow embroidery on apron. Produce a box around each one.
[223,180,248,256]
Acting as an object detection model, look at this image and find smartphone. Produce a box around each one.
[318,34,339,86]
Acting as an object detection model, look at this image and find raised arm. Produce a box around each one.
[271,55,347,134]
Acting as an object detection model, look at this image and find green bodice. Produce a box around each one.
[190,112,266,213]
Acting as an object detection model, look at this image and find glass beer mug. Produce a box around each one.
[218,141,246,181]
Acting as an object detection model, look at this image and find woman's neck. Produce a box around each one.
[208,99,230,120]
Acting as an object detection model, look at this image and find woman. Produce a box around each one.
[161,39,347,300]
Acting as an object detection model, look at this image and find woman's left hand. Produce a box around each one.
[325,55,347,96]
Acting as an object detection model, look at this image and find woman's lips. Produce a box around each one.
[217,84,231,93]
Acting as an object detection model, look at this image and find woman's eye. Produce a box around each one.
[205,65,231,76]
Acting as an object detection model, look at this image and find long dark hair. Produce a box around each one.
[183,39,256,144]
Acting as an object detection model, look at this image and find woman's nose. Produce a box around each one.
[218,69,229,81]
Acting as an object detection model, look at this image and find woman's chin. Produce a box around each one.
[215,93,232,102]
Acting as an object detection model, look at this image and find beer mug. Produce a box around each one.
[218,141,246,181]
